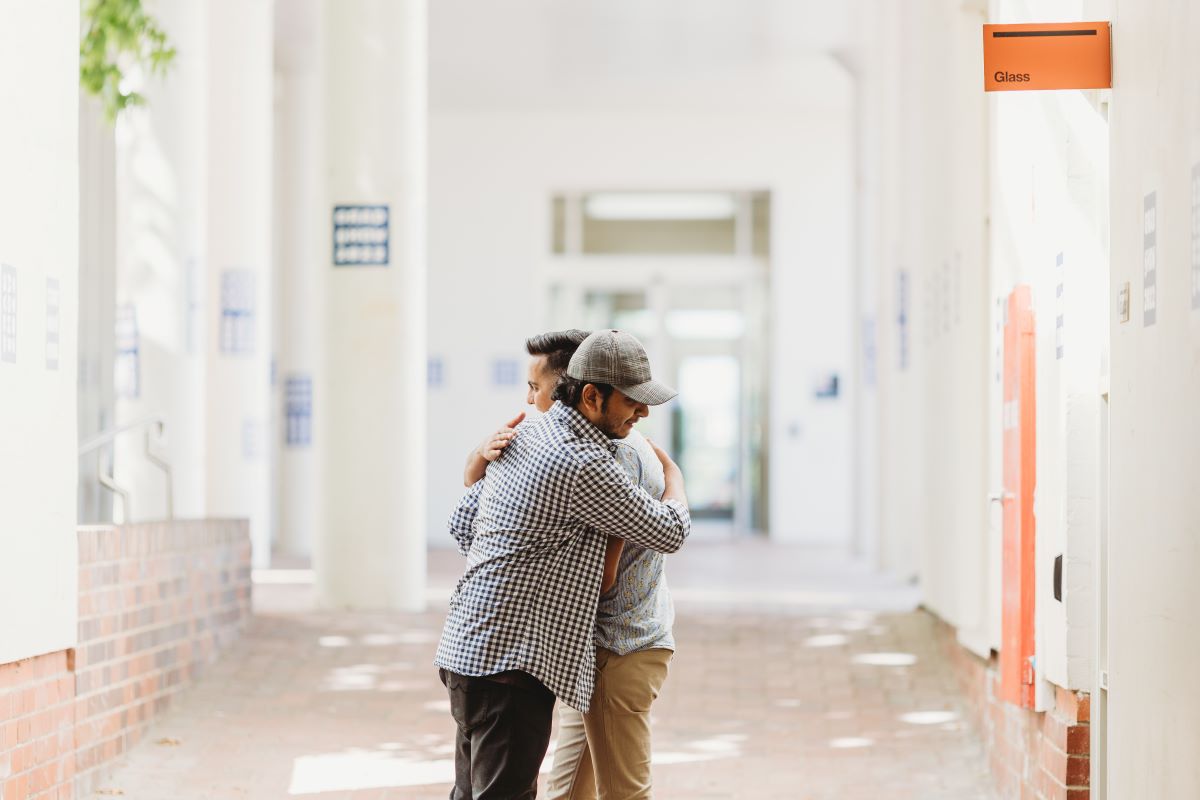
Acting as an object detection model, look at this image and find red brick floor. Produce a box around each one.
[89,543,994,799]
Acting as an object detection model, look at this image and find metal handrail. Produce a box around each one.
[79,415,174,522]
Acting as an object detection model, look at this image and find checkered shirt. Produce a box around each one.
[434,401,691,712]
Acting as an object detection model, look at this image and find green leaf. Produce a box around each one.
[79,0,176,123]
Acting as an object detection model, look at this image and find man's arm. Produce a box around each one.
[601,536,624,593]
[646,437,688,507]
[463,412,525,486]
[448,481,485,556]
[572,448,691,554]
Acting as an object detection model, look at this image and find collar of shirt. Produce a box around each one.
[548,400,618,454]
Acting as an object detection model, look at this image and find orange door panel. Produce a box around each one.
[1000,285,1036,708]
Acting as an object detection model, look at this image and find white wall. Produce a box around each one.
[0,1,79,663]
[1107,0,1200,795]
[861,0,992,640]
[860,0,1111,691]
[426,101,856,546]
[114,0,208,523]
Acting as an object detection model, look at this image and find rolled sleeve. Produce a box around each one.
[571,453,691,553]
[448,481,484,555]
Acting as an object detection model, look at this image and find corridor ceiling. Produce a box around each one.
[430,0,857,113]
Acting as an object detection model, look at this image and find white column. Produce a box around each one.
[78,95,116,524]
[273,0,322,560]
[205,0,274,568]
[315,0,427,610]
[0,0,79,662]
[113,0,207,522]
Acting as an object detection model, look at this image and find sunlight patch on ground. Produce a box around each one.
[652,733,746,766]
[321,663,429,692]
[829,737,873,749]
[899,710,959,726]
[803,633,848,648]
[837,614,878,632]
[289,749,454,793]
[318,635,352,647]
[851,652,918,667]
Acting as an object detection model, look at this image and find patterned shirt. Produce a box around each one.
[596,431,675,655]
[434,401,691,712]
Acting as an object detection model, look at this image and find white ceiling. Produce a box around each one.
[429,0,858,113]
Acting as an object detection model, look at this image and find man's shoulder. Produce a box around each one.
[509,411,596,471]
[615,428,664,487]
[619,428,654,459]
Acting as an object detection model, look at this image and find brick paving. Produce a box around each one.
[89,544,995,799]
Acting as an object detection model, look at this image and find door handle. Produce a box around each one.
[988,492,1014,505]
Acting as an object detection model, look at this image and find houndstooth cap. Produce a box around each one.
[566,330,678,406]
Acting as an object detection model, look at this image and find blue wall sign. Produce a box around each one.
[1,264,16,364]
[115,304,140,398]
[285,375,312,447]
[428,357,445,388]
[219,269,256,355]
[896,269,910,371]
[45,277,59,371]
[492,358,519,387]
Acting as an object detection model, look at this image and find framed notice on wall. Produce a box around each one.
[333,205,390,267]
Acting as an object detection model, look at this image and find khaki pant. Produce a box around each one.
[546,647,672,800]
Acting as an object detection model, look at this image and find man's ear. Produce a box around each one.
[580,383,599,413]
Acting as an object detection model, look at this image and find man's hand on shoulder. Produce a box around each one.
[646,437,688,507]
[463,411,526,486]
[478,411,525,462]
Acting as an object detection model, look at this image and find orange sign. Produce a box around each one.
[983,21,1111,91]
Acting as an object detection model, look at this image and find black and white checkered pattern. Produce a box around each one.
[434,401,691,712]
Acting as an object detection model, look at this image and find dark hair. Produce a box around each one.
[552,376,614,410]
[525,329,589,376]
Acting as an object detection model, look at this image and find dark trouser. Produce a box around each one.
[440,668,556,800]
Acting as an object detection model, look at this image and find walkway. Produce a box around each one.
[90,543,994,799]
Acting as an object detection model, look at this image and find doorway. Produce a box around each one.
[546,191,770,537]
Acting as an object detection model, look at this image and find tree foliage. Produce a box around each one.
[80,0,176,121]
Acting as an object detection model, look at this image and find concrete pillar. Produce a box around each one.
[205,0,274,568]
[273,0,322,560]
[114,0,207,523]
[315,0,427,609]
[78,95,116,524]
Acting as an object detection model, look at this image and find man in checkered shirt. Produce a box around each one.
[436,329,691,800]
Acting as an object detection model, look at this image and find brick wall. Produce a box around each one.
[0,520,251,800]
[939,618,1090,800]
[0,653,76,800]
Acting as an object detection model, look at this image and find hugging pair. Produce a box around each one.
[436,329,690,799]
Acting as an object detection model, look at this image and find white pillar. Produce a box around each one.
[78,95,116,524]
[315,0,427,610]
[113,0,207,522]
[0,0,80,663]
[205,0,274,568]
[273,0,322,560]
